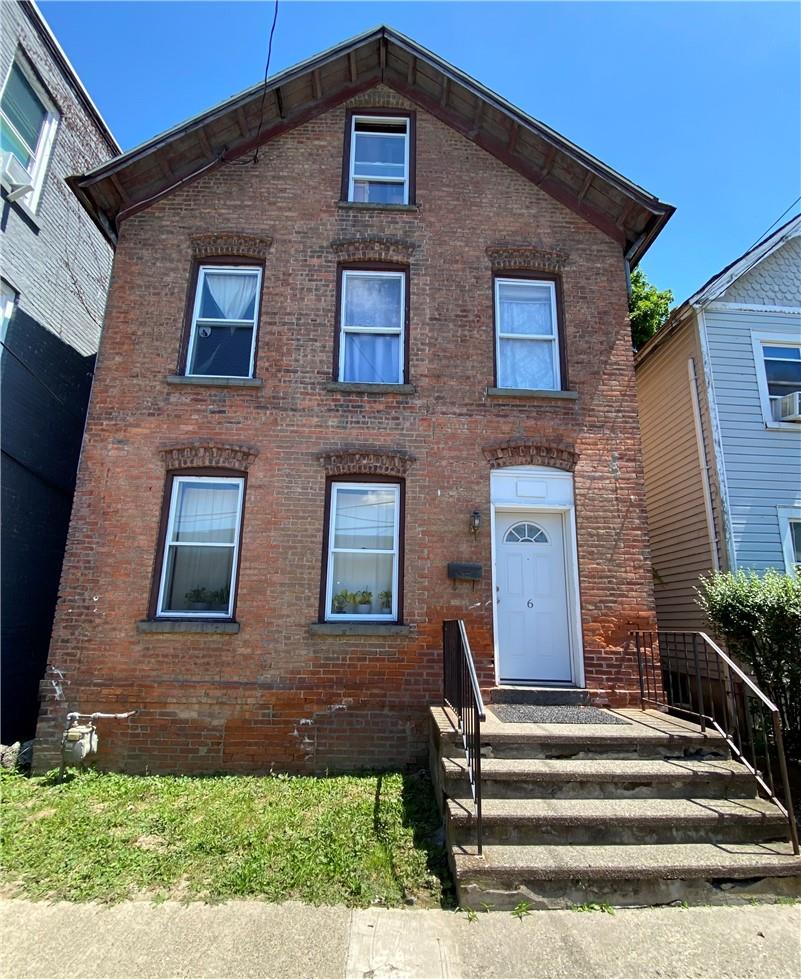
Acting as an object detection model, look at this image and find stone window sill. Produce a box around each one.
[336,201,419,214]
[325,382,416,395]
[308,622,412,637]
[137,619,240,634]
[486,387,579,400]
[166,375,263,388]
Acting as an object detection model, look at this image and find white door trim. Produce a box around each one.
[489,467,584,687]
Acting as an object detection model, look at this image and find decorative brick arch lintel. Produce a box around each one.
[190,232,273,260]
[486,244,569,273]
[317,447,415,478]
[483,438,578,473]
[330,237,417,265]
[160,442,259,472]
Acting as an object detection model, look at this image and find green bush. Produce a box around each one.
[696,569,801,759]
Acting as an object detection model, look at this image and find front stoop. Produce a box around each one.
[429,706,801,910]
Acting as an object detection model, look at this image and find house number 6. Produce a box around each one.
[527,600,534,608]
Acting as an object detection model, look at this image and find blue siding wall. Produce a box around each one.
[703,307,801,572]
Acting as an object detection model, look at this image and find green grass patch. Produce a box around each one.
[0,768,451,907]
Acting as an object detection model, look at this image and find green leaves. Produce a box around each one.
[628,267,673,350]
[696,569,801,757]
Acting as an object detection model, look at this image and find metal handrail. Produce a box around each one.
[633,629,799,854]
[443,619,485,854]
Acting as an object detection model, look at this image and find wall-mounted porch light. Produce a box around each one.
[469,510,481,536]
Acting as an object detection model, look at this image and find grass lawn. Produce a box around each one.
[0,768,452,907]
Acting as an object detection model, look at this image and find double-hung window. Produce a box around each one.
[752,335,801,425]
[495,278,561,391]
[339,270,405,384]
[0,56,58,210]
[156,476,244,618]
[186,266,262,378]
[324,482,401,621]
[348,115,410,205]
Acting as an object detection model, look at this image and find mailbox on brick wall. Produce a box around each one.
[447,562,483,582]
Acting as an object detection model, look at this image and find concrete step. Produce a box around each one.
[441,756,756,800]
[436,710,731,761]
[489,686,591,707]
[446,796,789,846]
[453,841,801,910]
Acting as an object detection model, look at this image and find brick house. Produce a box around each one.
[34,27,674,773]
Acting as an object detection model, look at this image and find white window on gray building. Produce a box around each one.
[0,55,59,211]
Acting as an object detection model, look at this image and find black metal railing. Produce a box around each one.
[443,619,486,854]
[633,630,799,854]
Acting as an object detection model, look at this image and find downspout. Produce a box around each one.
[695,307,737,571]
[687,356,720,571]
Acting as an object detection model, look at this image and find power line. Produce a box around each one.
[748,195,801,251]
[252,0,280,165]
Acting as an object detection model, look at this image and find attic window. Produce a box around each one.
[347,115,410,205]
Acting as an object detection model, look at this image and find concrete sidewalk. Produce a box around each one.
[1,898,799,979]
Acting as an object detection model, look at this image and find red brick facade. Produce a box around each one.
[34,85,656,774]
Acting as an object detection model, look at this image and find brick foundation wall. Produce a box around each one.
[34,86,656,774]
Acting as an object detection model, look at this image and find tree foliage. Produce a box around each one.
[628,267,673,350]
[696,569,801,759]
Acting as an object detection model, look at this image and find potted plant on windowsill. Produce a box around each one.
[185,587,213,611]
[355,589,373,614]
[333,591,349,614]
[379,590,392,612]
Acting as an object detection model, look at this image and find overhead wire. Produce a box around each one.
[747,195,801,251]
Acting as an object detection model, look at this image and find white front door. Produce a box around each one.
[495,510,572,683]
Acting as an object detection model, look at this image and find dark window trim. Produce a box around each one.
[177,255,266,378]
[333,262,411,385]
[317,474,406,625]
[491,270,569,392]
[147,466,248,623]
[340,108,416,205]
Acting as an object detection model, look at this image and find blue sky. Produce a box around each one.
[41,1,800,302]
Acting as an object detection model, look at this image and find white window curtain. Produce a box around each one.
[344,334,400,383]
[340,272,404,384]
[496,279,559,390]
[499,339,555,389]
[204,272,258,321]
[158,479,243,617]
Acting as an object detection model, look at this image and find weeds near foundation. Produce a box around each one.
[511,900,532,920]
[571,902,616,914]
[457,906,479,922]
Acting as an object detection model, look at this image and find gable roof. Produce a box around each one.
[635,212,801,366]
[685,212,801,309]
[68,25,673,259]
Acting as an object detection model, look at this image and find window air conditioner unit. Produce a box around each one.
[0,151,34,202]
[776,391,801,422]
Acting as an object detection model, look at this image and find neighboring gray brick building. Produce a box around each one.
[1,1,119,741]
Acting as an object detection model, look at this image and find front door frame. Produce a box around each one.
[489,467,584,687]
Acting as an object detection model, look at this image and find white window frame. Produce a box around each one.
[156,475,245,619]
[0,53,59,213]
[778,506,801,577]
[751,331,801,431]
[185,265,262,379]
[338,269,405,384]
[324,481,401,622]
[494,277,561,391]
[348,115,410,205]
